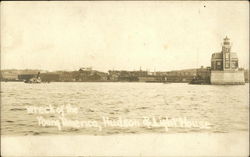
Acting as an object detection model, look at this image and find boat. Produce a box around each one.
[24,72,41,83]
[189,76,210,85]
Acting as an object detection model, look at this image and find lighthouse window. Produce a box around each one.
[216,62,222,70]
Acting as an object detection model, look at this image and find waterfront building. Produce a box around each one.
[40,73,60,82]
[156,69,196,83]
[108,70,147,82]
[210,37,245,84]
[18,74,36,81]
[77,68,108,81]
[1,71,19,81]
[59,71,76,82]
[1,69,41,81]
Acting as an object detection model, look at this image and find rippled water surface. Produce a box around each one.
[1,82,249,135]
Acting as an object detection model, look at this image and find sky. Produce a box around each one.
[1,1,249,72]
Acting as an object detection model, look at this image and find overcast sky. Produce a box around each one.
[1,1,249,72]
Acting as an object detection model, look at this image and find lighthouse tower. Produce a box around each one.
[211,36,239,71]
[210,37,244,85]
[221,36,239,71]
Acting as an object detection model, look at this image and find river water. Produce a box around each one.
[1,82,249,135]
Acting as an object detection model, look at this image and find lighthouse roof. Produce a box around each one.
[211,52,238,59]
[224,36,230,41]
[212,52,222,59]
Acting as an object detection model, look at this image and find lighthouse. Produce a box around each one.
[210,37,245,85]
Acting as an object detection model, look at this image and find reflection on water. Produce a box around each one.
[1,82,249,135]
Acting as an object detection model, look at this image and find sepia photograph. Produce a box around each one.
[1,1,249,156]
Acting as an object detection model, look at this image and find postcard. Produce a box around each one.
[1,1,249,156]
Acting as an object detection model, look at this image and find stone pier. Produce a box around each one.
[210,70,245,85]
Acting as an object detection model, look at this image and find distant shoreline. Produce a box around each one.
[1,68,249,84]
